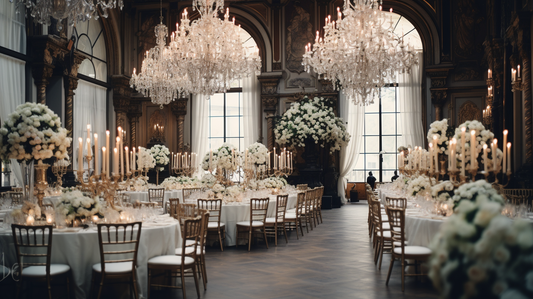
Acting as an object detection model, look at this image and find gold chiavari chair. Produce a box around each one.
[176,203,198,232]
[182,187,203,202]
[265,194,289,246]
[385,207,432,292]
[302,189,315,232]
[148,217,202,299]
[197,198,225,251]
[284,192,306,239]
[372,202,394,270]
[236,198,270,251]
[11,224,71,299]
[148,188,165,207]
[91,222,142,299]
[385,197,407,209]
[315,186,324,224]
[168,198,181,219]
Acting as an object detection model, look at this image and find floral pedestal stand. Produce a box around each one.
[299,138,323,188]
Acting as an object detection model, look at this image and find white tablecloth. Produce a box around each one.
[0,219,181,299]
[184,193,298,246]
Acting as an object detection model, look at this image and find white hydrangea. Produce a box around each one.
[137,146,156,170]
[247,142,269,166]
[161,175,200,190]
[454,120,502,171]
[150,144,170,168]
[201,143,240,172]
[55,189,103,221]
[406,175,432,197]
[431,180,455,203]
[427,119,452,155]
[0,103,71,162]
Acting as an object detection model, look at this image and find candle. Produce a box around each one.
[78,137,83,171]
[429,143,433,173]
[483,144,488,173]
[273,147,276,169]
[503,130,508,175]
[461,127,466,176]
[507,143,512,173]
[102,147,106,174]
[492,139,498,171]
[114,148,119,175]
[106,131,110,178]
[94,134,99,176]
[46,215,53,224]
[488,68,492,79]
[92,215,99,223]
[87,136,92,158]
[512,68,516,82]
[518,65,521,78]
[132,147,136,171]
[125,146,130,174]
[87,124,91,140]
[26,215,35,225]
[470,130,476,170]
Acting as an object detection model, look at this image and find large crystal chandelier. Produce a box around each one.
[16,0,122,30]
[302,0,418,105]
[130,1,187,108]
[169,0,261,96]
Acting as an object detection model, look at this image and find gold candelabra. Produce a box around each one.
[268,165,293,178]
[172,165,197,178]
[52,159,68,188]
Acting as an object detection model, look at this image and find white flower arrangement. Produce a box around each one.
[150,144,170,169]
[246,142,269,167]
[201,143,240,172]
[137,146,155,170]
[208,184,244,203]
[427,119,455,155]
[429,181,533,299]
[454,120,503,171]
[431,181,455,203]
[55,189,103,222]
[274,96,350,153]
[261,176,288,189]
[131,176,150,191]
[452,180,505,211]
[0,102,71,162]
[406,175,431,197]
[161,175,200,190]
[200,172,217,188]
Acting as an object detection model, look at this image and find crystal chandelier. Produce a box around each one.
[169,0,261,96]
[16,0,123,30]
[302,0,418,105]
[130,1,187,108]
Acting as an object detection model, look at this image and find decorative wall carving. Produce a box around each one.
[459,101,481,124]
[285,4,314,74]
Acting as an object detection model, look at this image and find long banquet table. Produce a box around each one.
[0,217,181,299]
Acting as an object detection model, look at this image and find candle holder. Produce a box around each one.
[52,159,68,188]
[172,165,197,178]
[268,165,293,178]
[512,78,522,92]
[76,170,122,211]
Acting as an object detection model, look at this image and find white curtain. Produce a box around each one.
[398,51,425,148]
[242,75,261,147]
[73,80,107,171]
[0,54,25,186]
[0,0,26,53]
[337,93,365,204]
[191,94,209,178]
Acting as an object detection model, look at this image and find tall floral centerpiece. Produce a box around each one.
[0,103,71,208]
[427,119,455,156]
[454,120,503,172]
[274,96,350,188]
[150,144,170,185]
[429,180,533,299]
[201,143,240,185]
[55,189,104,226]
[245,142,269,182]
[137,146,155,179]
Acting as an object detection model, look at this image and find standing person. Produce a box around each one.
[391,170,399,182]
[367,172,376,190]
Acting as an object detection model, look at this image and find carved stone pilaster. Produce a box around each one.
[29,36,70,104]
[170,98,189,152]
[259,73,282,150]
[127,100,142,149]
[427,67,452,121]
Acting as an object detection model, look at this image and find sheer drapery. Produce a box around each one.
[0,54,26,186]
[398,51,425,148]
[0,0,26,53]
[191,94,209,178]
[242,75,261,147]
[337,93,365,204]
[73,80,107,171]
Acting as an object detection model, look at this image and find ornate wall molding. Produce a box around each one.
[259,73,282,150]
[427,66,452,120]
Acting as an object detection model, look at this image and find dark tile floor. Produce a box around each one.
[152,202,439,299]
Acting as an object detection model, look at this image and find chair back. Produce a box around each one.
[96,222,142,274]
[177,203,197,223]
[274,195,288,224]
[11,225,53,275]
[250,198,269,224]
[304,189,314,214]
[148,188,165,206]
[296,192,306,217]
[386,197,407,209]
[10,192,23,205]
[297,184,308,191]
[197,198,223,227]
[371,199,384,233]
[168,198,181,219]
[182,187,203,201]
[179,217,202,263]
[386,207,406,256]
[198,209,209,251]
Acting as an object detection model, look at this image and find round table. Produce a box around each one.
[0,218,181,299]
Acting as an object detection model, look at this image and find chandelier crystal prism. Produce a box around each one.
[302,0,418,106]
[169,0,261,96]
[16,0,123,30]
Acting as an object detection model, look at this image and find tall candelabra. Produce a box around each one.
[52,159,69,188]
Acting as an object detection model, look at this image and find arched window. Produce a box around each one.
[74,18,107,82]
[350,12,423,183]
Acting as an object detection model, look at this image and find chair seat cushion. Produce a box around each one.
[175,247,205,256]
[92,262,133,273]
[208,221,225,229]
[265,217,284,223]
[22,264,70,277]
[284,213,297,220]
[148,255,195,266]
[236,221,264,227]
[394,246,432,256]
